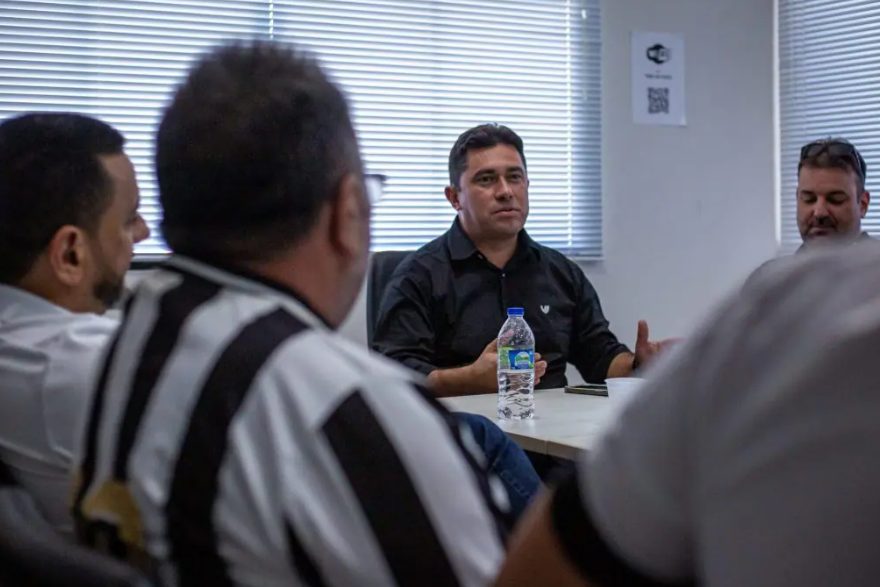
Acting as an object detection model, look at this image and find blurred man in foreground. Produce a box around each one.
[73,42,508,586]
[0,112,148,533]
[498,240,880,586]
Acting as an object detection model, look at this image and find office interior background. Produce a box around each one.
[2,0,873,364]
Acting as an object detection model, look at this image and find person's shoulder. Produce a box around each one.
[405,232,450,267]
[749,241,880,300]
[527,241,593,292]
[21,311,117,358]
[247,330,438,432]
[64,311,120,340]
[264,328,423,393]
[527,238,565,261]
[389,232,453,287]
[529,240,582,272]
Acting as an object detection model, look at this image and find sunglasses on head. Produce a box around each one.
[799,139,866,181]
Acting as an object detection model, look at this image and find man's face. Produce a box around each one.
[797,164,869,247]
[447,144,529,243]
[86,153,150,311]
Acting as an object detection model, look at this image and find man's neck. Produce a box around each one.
[16,270,94,314]
[240,243,347,328]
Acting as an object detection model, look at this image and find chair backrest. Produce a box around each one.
[0,460,155,587]
[366,250,412,346]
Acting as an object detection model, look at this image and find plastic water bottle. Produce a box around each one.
[497,307,535,420]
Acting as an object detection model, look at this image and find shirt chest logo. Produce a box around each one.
[540,305,550,314]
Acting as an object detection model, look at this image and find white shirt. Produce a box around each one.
[0,284,117,534]
[554,241,880,586]
[74,256,508,587]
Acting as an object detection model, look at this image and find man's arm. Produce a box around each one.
[427,339,499,396]
[372,272,490,396]
[606,351,636,378]
[374,267,546,397]
[428,340,547,397]
[494,491,591,587]
[371,262,443,376]
[568,267,631,383]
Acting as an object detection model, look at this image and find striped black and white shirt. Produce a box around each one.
[73,255,509,587]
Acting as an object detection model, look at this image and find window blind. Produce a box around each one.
[778,0,880,250]
[1,0,602,258]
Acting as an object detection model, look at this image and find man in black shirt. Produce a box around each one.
[373,123,673,396]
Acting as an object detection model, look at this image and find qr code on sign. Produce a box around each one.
[648,87,669,114]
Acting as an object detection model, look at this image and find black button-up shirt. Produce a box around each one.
[373,219,630,389]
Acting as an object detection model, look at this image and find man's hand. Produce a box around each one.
[468,339,549,391]
[428,339,549,397]
[534,353,548,386]
[633,319,679,370]
[467,338,500,393]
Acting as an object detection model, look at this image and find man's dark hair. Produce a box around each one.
[0,113,124,284]
[798,137,867,193]
[448,123,527,188]
[156,41,362,262]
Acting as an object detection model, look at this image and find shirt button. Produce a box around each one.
[501,272,506,278]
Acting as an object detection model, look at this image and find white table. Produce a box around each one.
[441,388,617,460]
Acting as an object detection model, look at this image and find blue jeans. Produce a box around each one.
[454,412,540,521]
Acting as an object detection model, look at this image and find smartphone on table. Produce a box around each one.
[563,382,608,397]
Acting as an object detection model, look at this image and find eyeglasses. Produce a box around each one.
[799,139,866,181]
[364,173,386,204]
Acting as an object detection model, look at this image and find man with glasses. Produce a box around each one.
[796,138,870,249]
[73,42,508,586]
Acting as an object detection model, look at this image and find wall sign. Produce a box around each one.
[632,31,686,126]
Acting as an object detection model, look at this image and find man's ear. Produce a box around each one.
[445,185,461,211]
[46,225,89,287]
[860,190,870,218]
[329,173,368,258]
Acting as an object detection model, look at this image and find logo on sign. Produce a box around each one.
[646,43,671,64]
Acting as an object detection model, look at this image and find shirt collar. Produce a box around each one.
[0,284,72,323]
[445,217,541,263]
[163,255,333,330]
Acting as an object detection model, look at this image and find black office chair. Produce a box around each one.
[0,460,154,587]
[366,250,412,346]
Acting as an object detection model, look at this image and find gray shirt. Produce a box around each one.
[553,240,880,586]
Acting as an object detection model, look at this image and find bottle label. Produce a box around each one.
[501,348,534,370]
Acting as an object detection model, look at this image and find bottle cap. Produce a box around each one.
[506,307,524,316]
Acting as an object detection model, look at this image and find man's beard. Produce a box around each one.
[92,262,125,311]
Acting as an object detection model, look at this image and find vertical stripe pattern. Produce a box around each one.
[112,275,221,479]
[323,391,461,587]
[165,309,306,586]
[73,295,135,519]
[73,257,506,586]
[285,522,329,587]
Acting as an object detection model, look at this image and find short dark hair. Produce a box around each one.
[156,41,361,262]
[0,113,124,284]
[798,137,867,192]
[448,123,527,188]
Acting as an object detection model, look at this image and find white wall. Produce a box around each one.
[345,0,779,350]
[585,0,778,347]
